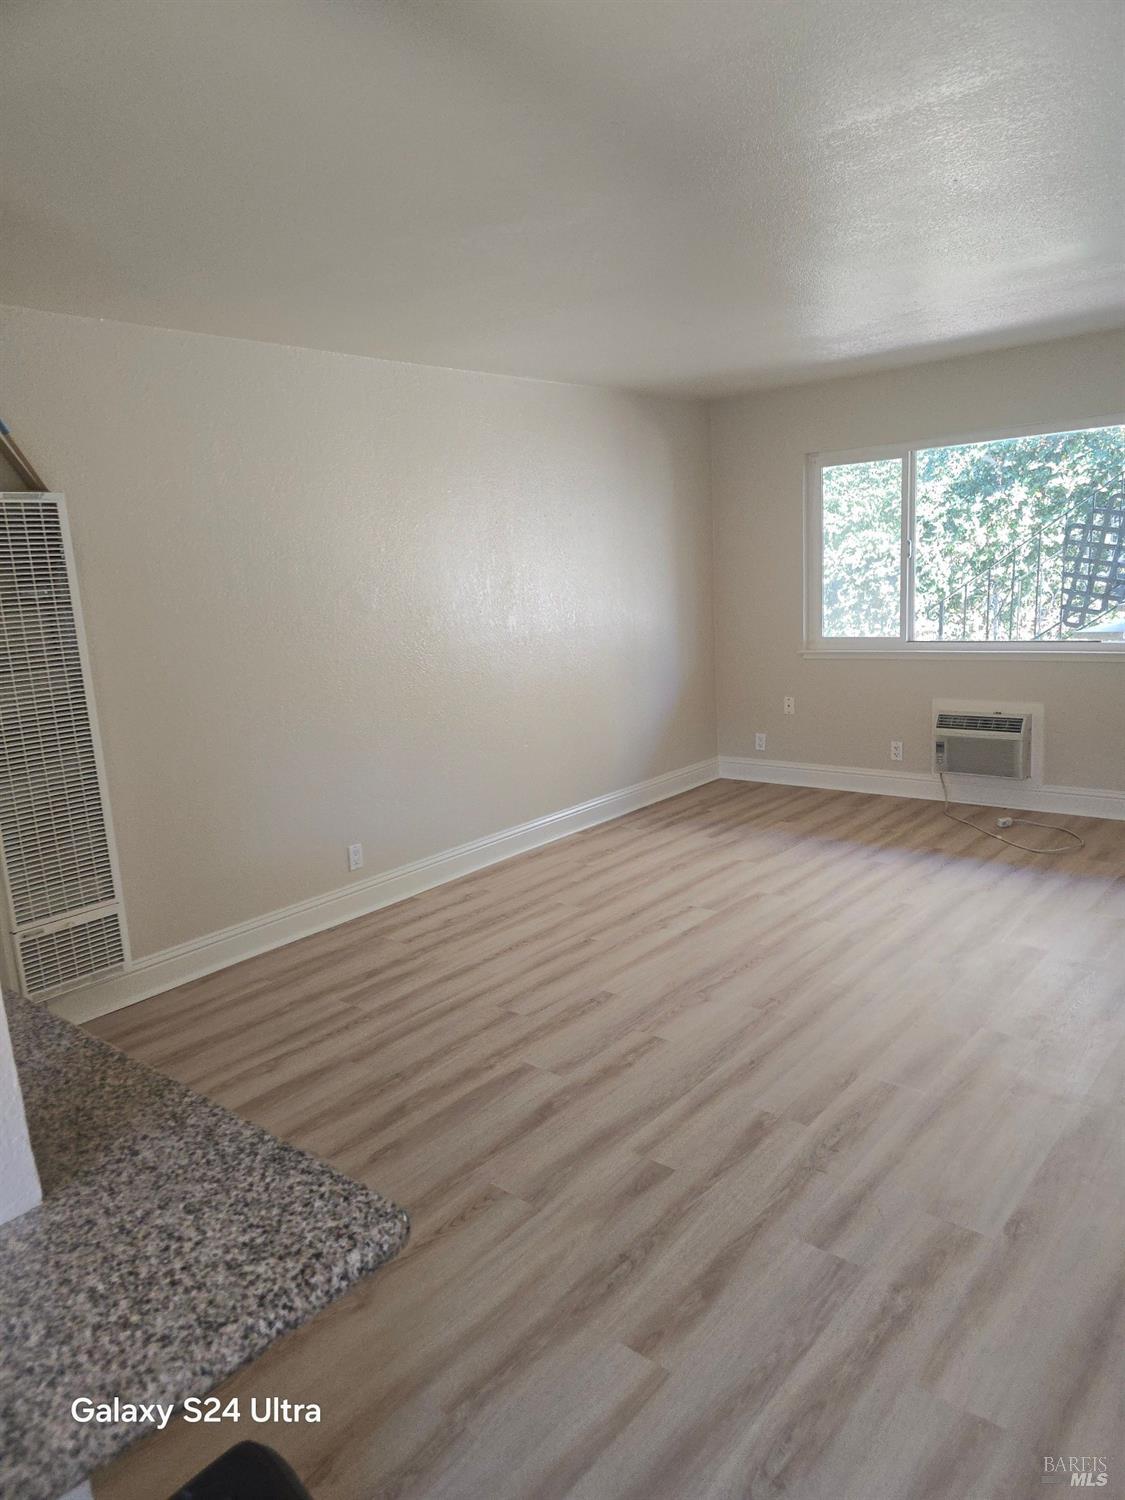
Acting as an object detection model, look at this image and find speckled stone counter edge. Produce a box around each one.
[0,993,409,1500]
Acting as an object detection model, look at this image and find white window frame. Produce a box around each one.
[804,418,1125,658]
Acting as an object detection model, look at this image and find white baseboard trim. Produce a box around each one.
[52,758,720,1024]
[718,755,1125,821]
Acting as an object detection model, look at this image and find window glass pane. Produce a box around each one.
[821,458,902,637]
[913,425,1125,642]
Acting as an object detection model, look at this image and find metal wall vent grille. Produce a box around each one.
[934,712,1026,734]
[18,911,125,994]
[0,494,128,995]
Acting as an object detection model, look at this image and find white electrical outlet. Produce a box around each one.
[890,741,903,762]
[755,732,767,751]
[783,696,795,715]
[347,842,364,872]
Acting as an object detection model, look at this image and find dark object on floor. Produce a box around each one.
[169,1441,314,1499]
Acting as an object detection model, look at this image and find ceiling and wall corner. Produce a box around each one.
[0,3,1122,1010]
[1,0,1122,395]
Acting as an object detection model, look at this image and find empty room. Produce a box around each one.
[1,2,1124,1498]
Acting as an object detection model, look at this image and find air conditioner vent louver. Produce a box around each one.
[934,712,1026,734]
[0,494,128,995]
[933,705,1032,780]
[18,911,125,994]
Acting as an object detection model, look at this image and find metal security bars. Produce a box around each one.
[1061,499,1125,632]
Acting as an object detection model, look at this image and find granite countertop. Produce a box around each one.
[0,993,409,1500]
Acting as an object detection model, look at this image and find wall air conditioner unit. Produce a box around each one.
[933,710,1031,780]
[0,493,130,996]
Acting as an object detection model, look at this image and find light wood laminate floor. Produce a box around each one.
[89,780,1125,1500]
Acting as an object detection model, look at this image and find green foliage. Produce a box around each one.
[822,425,1124,640]
[822,459,900,637]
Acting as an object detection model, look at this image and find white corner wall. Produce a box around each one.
[0,994,41,1224]
[0,304,716,970]
[712,330,1125,794]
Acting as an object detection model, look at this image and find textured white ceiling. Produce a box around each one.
[2,0,1122,394]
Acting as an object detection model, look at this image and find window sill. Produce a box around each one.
[803,643,1125,660]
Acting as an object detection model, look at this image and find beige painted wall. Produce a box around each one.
[0,304,715,959]
[712,330,1125,790]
